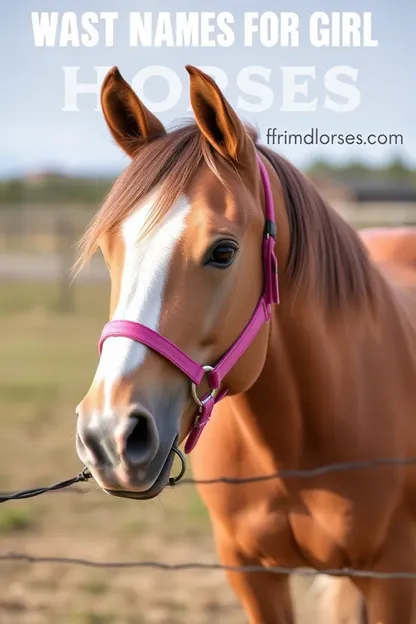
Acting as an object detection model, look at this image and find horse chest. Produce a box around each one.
[235,507,303,567]
[235,502,361,569]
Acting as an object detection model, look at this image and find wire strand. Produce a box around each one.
[2,457,416,502]
[177,457,416,486]
[2,552,416,580]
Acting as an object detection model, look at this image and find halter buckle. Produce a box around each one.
[191,365,219,407]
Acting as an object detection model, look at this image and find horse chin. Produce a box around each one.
[104,484,163,501]
[103,444,176,501]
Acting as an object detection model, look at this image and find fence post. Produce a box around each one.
[55,215,75,312]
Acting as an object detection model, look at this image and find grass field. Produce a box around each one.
[0,280,324,623]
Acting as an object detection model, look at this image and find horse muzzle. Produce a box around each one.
[76,404,185,498]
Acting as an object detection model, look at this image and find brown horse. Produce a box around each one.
[75,65,416,623]
[360,226,416,287]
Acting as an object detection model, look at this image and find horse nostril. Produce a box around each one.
[123,414,154,465]
[76,427,109,466]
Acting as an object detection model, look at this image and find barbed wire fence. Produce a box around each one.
[1,455,416,580]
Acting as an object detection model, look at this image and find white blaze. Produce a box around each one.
[95,191,191,412]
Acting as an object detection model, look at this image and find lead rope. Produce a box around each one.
[0,447,187,504]
[0,466,92,504]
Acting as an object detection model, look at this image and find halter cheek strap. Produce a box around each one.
[98,154,279,454]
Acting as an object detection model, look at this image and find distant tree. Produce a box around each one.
[0,179,26,204]
[0,175,114,207]
[306,157,416,185]
[381,155,414,181]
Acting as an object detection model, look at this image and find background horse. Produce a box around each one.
[75,65,416,623]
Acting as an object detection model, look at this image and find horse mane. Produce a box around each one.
[256,143,376,311]
[75,121,376,312]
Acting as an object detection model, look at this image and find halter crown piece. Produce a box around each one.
[98,154,280,454]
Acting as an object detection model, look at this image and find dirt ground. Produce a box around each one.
[0,280,327,623]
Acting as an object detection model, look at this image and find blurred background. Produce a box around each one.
[1,1,416,623]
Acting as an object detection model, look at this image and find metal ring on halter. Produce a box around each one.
[191,365,219,407]
[169,447,187,486]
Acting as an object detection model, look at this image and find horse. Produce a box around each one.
[74,65,416,623]
[360,226,416,287]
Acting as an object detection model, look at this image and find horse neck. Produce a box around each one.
[227,151,388,466]
[231,282,382,468]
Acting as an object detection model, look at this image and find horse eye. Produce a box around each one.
[208,241,238,268]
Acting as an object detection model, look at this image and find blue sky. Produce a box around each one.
[2,1,414,177]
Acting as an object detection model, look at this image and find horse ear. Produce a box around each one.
[100,67,166,158]
[186,65,253,165]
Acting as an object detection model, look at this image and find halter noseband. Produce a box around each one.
[98,154,280,454]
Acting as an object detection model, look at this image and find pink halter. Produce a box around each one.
[98,154,280,453]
